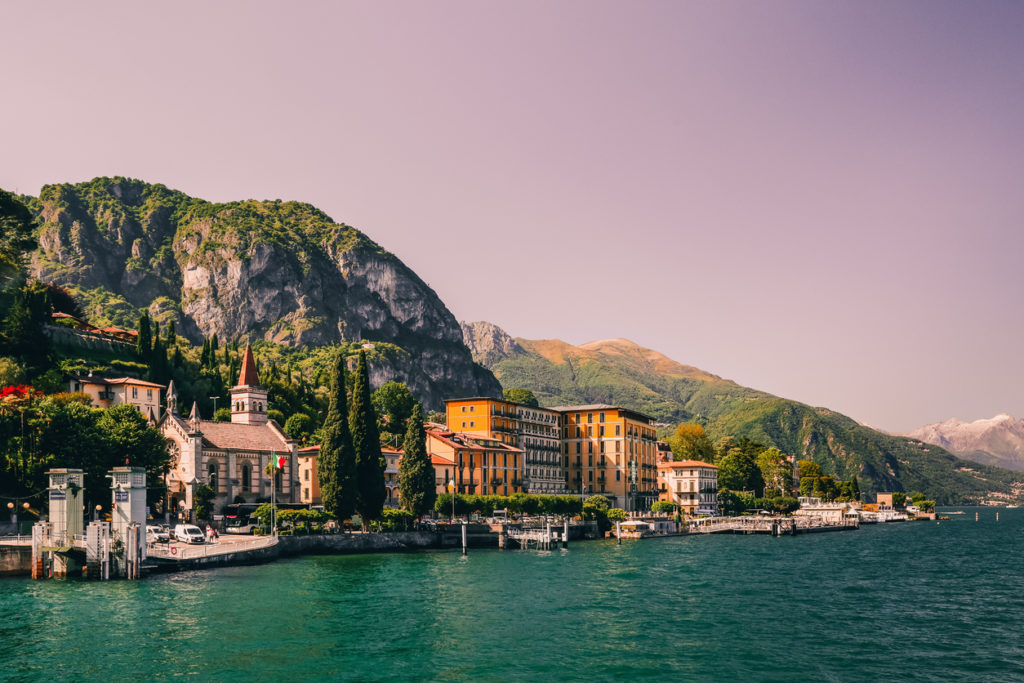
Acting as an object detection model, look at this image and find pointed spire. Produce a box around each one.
[189,401,201,430]
[236,343,261,387]
[165,379,177,415]
[147,406,157,425]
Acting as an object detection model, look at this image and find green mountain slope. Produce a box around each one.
[462,322,1022,503]
[22,177,501,406]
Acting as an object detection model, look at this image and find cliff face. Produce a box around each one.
[28,177,501,407]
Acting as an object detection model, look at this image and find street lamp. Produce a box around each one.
[211,396,221,418]
[94,504,102,522]
[6,501,15,530]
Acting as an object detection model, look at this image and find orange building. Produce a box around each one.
[426,428,524,496]
[445,397,563,494]
[554,404,659,512]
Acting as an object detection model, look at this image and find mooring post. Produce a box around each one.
[461,522,467,555]
[617,520,621,544]
[563,519,569,548]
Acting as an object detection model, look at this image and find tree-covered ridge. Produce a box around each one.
[32,176,393,281]
[473,330,1022,504]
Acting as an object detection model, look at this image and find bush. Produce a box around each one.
[651,501,676,514]
[381,508,415,531]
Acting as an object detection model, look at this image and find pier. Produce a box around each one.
[689,515,859,535]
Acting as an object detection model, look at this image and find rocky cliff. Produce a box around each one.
[27,177,501,407]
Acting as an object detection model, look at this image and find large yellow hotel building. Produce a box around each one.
[445,397,563,494]
[445,398,659,510]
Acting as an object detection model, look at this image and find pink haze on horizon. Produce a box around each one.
[2,1,1023,433]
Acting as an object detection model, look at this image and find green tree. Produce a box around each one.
[0,189,37,290]
[756,447,793,497]
[97,403,171,507]
[371,381,416,441]
[503,388,538,407]
[0,282,53,376]
[797,460,822,496]
[193,484,216,522]
[651,500,676,514]
[668,423,715,462]
[136,312,152,360]
[398,403,436,518]
[350,351,385,528]
[284,412,315,443]
[607,507,627,522]
[718,448,764,494]
[318,351,356,521]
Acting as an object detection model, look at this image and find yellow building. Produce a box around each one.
[445,397,563,494]
[297,446,322,505]
[69,374,164,418]
[554,404,659,512]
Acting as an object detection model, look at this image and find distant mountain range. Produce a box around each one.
[906,414,1024,472]
[462,321,1022,503]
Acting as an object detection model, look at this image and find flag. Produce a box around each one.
[447,479,455,493]
[277,455,287,471]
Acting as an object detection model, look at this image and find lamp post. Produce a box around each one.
[94,504,102,522]
[6,501,15,531]
[211,396,221,419]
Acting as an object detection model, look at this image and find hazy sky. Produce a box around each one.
[3,1,1023,432]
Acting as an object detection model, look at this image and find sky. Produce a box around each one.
[3,1,1023,433]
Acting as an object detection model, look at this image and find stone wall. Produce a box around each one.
[0,545,32,576]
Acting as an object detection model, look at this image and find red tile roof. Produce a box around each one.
[199,420,291,452]
[657,459,718,469]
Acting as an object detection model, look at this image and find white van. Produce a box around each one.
[173,524,206,544]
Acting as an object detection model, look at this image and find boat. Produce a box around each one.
[1006,505,1019,509]
[948,510,965,515]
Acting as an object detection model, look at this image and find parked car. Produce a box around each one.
[146,525,170,542]
[173,524,206,544]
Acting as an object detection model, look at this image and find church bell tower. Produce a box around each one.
[230,344,268,425]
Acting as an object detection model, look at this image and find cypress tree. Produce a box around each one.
[136,312,152,360]
[319,351,356,521]
[398,402,435,519]
[350,350,385,528]
[166,320,176,345]
[200,338,210,367]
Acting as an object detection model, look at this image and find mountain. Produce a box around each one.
[906,414,1024,472]
[24,177,500,407]
[463,321,1023,503]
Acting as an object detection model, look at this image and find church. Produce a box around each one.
[160,344,298,517]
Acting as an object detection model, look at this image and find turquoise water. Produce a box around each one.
[2,508,1023,682]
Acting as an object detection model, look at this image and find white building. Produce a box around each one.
[657,459,719,515]
[160,344,297,518]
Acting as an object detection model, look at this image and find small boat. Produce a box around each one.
[948,510,965,515]
[1006,505,1019,509]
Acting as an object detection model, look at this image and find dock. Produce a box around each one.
[688,516,859,536]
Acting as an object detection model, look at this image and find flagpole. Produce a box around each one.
[271,451,277,539]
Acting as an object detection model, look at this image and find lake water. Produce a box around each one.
[2,508,1023,682]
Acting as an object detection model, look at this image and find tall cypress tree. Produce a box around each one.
[318,351,356,521]
[350,350,385,528]
[398,402,435,519]
[136,312,152,360]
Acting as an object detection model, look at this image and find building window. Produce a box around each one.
[599,412,605,423]
[462,421,466,428]
[588,471,593,481]
[470,421,475,427]
[615,441,621,453]
[587,442,593,454]
[132,387,138,399]
[587,413,593,423]
[616,470,621,481]
[461,406,466,412]
[304,487,309,499]
[147,389,153,400]
[588,455,593,466]
[599,425,605,437]
[600,441,605,453]
[304,469,310,481]
[470,406,475,412]
[208,463,218,491]
[615,425,621,436]
[575,443,581,454]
